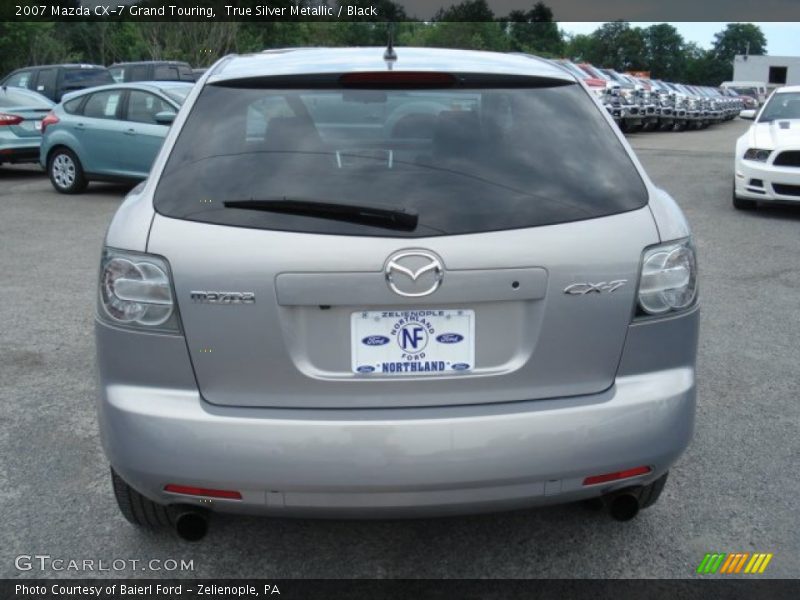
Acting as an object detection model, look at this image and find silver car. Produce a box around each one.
[96,48,698,541]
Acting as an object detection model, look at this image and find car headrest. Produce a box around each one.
[391,113,438,138]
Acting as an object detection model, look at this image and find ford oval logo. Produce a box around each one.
[436,333,463,344]
[356,365,375,373]
[451,363,470,371]
[362,335,390,346]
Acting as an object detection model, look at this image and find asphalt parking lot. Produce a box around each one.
[1,118,798,579]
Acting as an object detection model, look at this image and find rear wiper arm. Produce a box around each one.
[223,198,418,231]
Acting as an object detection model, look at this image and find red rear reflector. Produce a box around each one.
[583,466,651,486]
[40,112,59,134]
[340,71,457,87]
[164,484,242,500]
[0,113,24,126]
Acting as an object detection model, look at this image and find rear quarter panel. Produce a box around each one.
[40,116,89,170]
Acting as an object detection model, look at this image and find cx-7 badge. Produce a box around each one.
[564,280,628,295]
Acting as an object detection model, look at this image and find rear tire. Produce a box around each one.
[48,147,87,194]
[111,468,172,529]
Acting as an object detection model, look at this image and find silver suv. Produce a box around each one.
[96,48,698,541]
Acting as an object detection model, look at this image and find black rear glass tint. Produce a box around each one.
[155,81,647,237]
[62,97,84,114]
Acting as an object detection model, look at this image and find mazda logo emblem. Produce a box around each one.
[384,250,444,297]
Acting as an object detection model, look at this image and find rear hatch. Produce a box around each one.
[0,88,53,140]
[1,108,50,138]
[147,72,658,409]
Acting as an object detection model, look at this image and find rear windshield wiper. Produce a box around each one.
[223,198,418,231]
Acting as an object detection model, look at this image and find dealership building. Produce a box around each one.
[733,54,800,89]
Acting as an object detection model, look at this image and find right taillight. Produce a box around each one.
[637,238,698,316]
[40,111,59,134]
[97,247,181,333]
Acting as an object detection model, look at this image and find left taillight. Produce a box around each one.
[97,247,181,333]
[636,238,698,317]
[0,113,23,126]
[40,111,59,134]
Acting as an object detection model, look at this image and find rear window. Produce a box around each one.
[154,65,180,80]
[4,70,34,89]
[178,66,195,81]
[159,86,191,103]
[62,68,114,89]
[154,79,647,237]
[63,96,84,114]
[731,87,758,98]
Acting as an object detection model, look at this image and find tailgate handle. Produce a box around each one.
[276,268,548,306]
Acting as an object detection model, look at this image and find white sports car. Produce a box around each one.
[734,85,800,209]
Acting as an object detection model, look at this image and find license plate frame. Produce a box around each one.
[351,309,475,376]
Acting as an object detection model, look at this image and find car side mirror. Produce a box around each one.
[154,111,177,125]
[739,109,756,120]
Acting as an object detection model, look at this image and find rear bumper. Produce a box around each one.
[98,307,698,517]
[0,145,40,164]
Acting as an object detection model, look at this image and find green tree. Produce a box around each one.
[505,2,564,56]
[587,21,646,71]
[712,23,767,62]
[642,23,685,80]
[563,33,594,62]
[0,22,76,76]
[704,23,767,83]
[402,22,509,51]
[682,42,730,86]
[415,0,506,51]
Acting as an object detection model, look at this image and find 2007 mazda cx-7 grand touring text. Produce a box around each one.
[96,47,698,540]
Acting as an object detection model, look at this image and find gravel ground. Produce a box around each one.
[1,118,798,579]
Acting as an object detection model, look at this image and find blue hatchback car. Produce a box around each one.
[40,82,193,193]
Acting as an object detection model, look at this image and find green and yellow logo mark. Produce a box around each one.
[697,552,773,574]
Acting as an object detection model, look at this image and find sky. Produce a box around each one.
[559,22,800,56]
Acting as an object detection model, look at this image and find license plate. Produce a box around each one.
[33,120,42,131]
[351,309,475,375]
